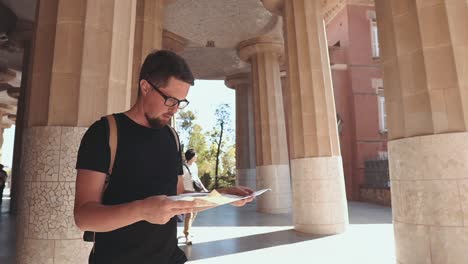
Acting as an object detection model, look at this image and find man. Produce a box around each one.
[180,149,207,244]
[74,50,253,264]
[0,164,7,206]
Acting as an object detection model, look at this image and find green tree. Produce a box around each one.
[176,109,196,146]
[210,104,233,189]
[219,143,236,187]
[187,124,205,150]
[188,124,213,188]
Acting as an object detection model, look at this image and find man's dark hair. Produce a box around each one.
[138,50,194,96]
[185,149,196,162]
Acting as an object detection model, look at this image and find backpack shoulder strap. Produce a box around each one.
[106,115,118,175]
[85,114,118,246]
[183,163,191,175]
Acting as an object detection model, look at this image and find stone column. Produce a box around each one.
[16,1,136,263]
[225,73,256,190]
[130,0,165,105]
[262,0,348,235]
[0,127,4,160]
[238,36,292,214]
[280,71,291,161]
[374,1,468,263]
[163,29,188,129]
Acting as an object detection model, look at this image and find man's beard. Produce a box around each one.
[145,113,168,129]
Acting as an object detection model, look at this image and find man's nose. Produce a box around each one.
[168,105,178,114]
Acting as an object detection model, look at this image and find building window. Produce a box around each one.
[371,20,380,58]
[378,94,387,133]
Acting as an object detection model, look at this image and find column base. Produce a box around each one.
[389,132,468,263]
[256,164,292,214]
[236,168,256,190]
[290,156,348,235]
[16,126,92,264]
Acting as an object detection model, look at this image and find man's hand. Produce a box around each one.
[217,186,255,207]
[139,196,195,224]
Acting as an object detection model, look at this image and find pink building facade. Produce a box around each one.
[327,3,388,202]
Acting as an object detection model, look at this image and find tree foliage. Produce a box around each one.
[175,104,236,190]
[211,104,233,189]
[177,110,196,146]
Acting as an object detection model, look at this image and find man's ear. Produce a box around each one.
[140,79,149,95]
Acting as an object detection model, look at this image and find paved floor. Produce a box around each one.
[0,198,15,264]
[178,201,395,264]
[0,198,395,264]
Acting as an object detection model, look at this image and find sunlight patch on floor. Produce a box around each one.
[182,224,395,264]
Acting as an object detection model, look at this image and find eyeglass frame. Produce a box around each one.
[144,79,190,109]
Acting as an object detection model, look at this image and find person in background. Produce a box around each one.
[0,164,7,206]
[180,149,207,244]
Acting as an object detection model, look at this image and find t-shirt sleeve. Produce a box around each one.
[76,118,110,174]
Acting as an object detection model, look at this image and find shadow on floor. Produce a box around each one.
[348,202,392,224]
[189,201,393,227]
[181,228,327,261]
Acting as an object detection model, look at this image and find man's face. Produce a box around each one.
[140,77,190,128]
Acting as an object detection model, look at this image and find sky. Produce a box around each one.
[2,126,14,168]
[0,80,236,168]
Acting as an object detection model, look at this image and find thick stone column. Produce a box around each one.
[238,36,292,214]
[16,1,136,263]
[0,127,4,160]
[225,73,256,190]
[262,0,348,234]
[374,1,468,263]
[130,0,165,104]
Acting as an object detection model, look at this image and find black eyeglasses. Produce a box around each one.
[145,80,190,109]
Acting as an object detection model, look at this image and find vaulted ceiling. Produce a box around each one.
[0,0,354,100]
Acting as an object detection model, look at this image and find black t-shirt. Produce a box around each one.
[76,113,186,264]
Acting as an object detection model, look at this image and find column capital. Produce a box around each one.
[0,68,16,83]
[162,29,189,54]
[261,0,284,15]
[237,35,284,62]
[225,73,250,90]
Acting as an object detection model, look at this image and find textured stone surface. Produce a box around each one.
[256,164,291,214]
[26,181,80,239]
[389,133,468,264]
[165,0,274,49]
[22,127,61,182]
[18,239,55,264]
[55,239,93,264]
[291,156,348,234]
[430,226,468,264]
[17,126,90,264]
[60,127,86,181]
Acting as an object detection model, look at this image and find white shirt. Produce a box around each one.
[182,162,206,192]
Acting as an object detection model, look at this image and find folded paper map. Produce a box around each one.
[169,188,271,208]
